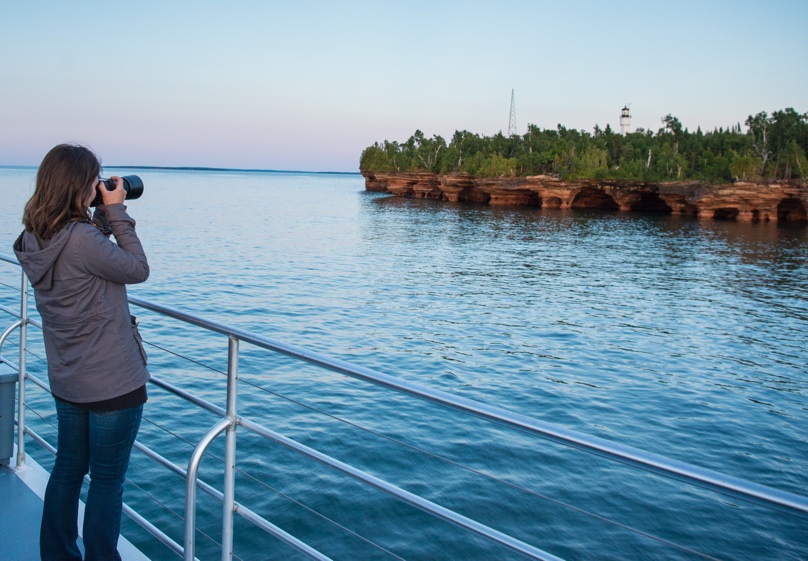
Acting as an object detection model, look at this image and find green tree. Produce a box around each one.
[479,153,518,177]
[409,130,446,172]
[780,140,807,179]
[572,145,608,178]
[729,152,762,181]
[359,143,388,172]
[745,111,772,175]
[661,114,684,154]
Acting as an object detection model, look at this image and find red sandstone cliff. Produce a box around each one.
[360,171,808,223]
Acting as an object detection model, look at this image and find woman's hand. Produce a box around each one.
[101,176,127,206]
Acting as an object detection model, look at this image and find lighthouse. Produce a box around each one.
[620,105,631,136]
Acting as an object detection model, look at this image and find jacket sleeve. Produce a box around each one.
[80,204,150,284]
[91,206,114,237]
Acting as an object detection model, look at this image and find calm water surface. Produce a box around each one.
[1,167,806,560]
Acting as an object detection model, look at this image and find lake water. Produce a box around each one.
[1,167,806,560]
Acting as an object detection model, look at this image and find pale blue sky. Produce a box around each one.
[2,0,806,172]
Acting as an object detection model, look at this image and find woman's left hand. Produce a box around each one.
[101,176,127,206]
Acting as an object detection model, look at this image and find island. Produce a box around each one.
[359,109,808,222]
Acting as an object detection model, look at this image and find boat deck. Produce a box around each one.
[0,449,148,561]
[0,462,42,561]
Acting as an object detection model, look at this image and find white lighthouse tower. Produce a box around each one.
[619,105,631,136]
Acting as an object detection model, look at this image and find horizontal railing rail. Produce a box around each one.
[2,251,807,561]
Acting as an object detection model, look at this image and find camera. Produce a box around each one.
[91,175,144,207]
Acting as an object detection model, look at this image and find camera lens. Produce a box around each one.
[90,175,145,207]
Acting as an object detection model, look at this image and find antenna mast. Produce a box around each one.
[508,89,518,136]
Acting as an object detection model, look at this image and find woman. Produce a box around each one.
[13,144,150,561]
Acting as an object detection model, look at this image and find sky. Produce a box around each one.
[1,0,806,172]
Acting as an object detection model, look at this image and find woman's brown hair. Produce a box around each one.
[23,144,101,239]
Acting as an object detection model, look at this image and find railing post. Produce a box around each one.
[221,336,238,561]
[183,336,239,561]
[184,417,231,561]
[17,270,28,468]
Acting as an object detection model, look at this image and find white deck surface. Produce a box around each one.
[1,447,149,561]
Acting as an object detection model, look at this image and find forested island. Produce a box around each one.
[359,108,808,222]
[361,109,806,182]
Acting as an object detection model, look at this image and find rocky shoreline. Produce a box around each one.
[361,171,808,223]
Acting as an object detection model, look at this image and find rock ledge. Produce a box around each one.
[361,172,808,222]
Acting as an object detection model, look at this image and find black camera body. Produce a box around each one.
[91,175,144,207]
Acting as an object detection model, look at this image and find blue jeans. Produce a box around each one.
[40,400,142,561]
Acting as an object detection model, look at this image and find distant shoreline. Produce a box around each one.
[0,164,360,176]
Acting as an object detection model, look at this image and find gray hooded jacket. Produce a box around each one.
[13,204,150,403]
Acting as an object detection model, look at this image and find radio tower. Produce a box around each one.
[508,89,518,136]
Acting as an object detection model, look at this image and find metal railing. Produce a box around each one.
[2,252,807,561]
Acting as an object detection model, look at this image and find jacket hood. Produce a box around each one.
[13,225,74,290]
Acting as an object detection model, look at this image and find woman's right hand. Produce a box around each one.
[101,176,127,206]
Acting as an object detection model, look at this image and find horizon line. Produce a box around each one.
[0,164,360,175]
